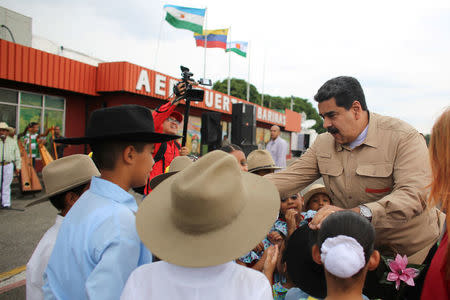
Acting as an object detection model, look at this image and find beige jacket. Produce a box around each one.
[266,112,445,264]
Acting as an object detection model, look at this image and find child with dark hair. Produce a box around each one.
[311,211,380,300]
[238,193,303,271]
[43,105,180,299]
[220,143,248,172]
[263,241,298,300]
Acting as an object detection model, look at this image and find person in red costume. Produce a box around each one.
[143,83,189,194]
[421,108,450,299]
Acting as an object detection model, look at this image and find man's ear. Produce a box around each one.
[352,101,362,119]
[367,250,380,271]
[312,244,323,265]
[122,145,136,165]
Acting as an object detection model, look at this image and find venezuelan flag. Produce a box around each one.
[194,29,228,49]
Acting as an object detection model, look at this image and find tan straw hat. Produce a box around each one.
[247,149,282,173]
[27,154,100,207]
[149,156,193,190]
[0,122,13,133]
[303,183,328,208]
[137,150,280,267]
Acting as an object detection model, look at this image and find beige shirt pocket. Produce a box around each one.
[318,156,343,205]
[356,163,394,203]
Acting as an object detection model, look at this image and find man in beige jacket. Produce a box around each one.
[266,76,443,266]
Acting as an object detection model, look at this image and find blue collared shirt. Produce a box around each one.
[42,176,152,300]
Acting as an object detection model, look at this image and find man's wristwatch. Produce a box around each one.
[359,205,372,222]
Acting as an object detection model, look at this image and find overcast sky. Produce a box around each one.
[2,0,449,133]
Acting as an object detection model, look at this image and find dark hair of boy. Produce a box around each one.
[49,183,88,213]
[285,226,326,298]
[220,144,243,153]
[91,141,146,170]
[314,76,368,111]
[317,211,375,270]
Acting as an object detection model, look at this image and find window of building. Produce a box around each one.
[0,88,66,158]
[0,89,18,128]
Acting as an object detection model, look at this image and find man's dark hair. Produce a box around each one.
[318,210,375,269]
[220,144,243,153]
[314,76,368,111]
[49,183,89,211]
[90,141,147,170]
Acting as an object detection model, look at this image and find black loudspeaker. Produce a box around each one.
[231,103,256,145]
[201,112,222,149]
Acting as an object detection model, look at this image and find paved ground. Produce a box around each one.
[0,177,55,299]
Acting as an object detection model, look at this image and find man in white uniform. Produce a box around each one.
[26,155,99,300]
[0,122,21,209]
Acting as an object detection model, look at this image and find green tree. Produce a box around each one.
[212,78,261,104]
[213,78,325,133]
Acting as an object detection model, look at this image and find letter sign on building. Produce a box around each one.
[136,70,151,93]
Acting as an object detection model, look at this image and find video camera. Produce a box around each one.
[175,66,211,102]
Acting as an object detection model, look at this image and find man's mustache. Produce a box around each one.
[327,127,339,134]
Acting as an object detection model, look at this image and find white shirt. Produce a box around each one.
[26,215,63,300]
[266,136,288,169]
[121,261,273,300]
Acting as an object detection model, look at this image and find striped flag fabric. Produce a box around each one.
[226,41,248,57]
[194,29,229,49]
[163,4,205,34]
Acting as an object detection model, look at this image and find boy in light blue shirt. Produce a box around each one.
[42,105,180,300]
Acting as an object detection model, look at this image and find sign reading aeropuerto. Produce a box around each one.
[96,62,295,128]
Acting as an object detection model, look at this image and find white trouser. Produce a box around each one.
[0,163,14,207]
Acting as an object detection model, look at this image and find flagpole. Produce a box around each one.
[261,48,266,106]
[246,41,250,101]
[227,26,231,96]
[154,11,165,70]
[203,7,208,79]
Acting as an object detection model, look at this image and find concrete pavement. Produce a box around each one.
[0,178,55,299]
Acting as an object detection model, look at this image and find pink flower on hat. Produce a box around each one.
[387,254,419,290]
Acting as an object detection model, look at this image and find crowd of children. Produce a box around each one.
[24,104,450,300]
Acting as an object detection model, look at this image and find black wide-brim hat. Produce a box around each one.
[56,105,181,144]
[285,225,327,299]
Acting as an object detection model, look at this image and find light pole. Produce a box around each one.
[1,25,16,43]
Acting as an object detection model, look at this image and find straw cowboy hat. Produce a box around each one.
[247,150,282,173]
[56,105,180,145]
[137,150,280,267]
[149,155,193,190]
[27,154,100,207]
[0,122,13,133]
[303,183,328,208]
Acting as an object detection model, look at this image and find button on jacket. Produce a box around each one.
[266,112,443,264]
[43,177,152,300]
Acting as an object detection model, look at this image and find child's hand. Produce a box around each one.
[268,231,283,245]
[263,245,279,284]
[253,242,264,253]
[285,209,299,226]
